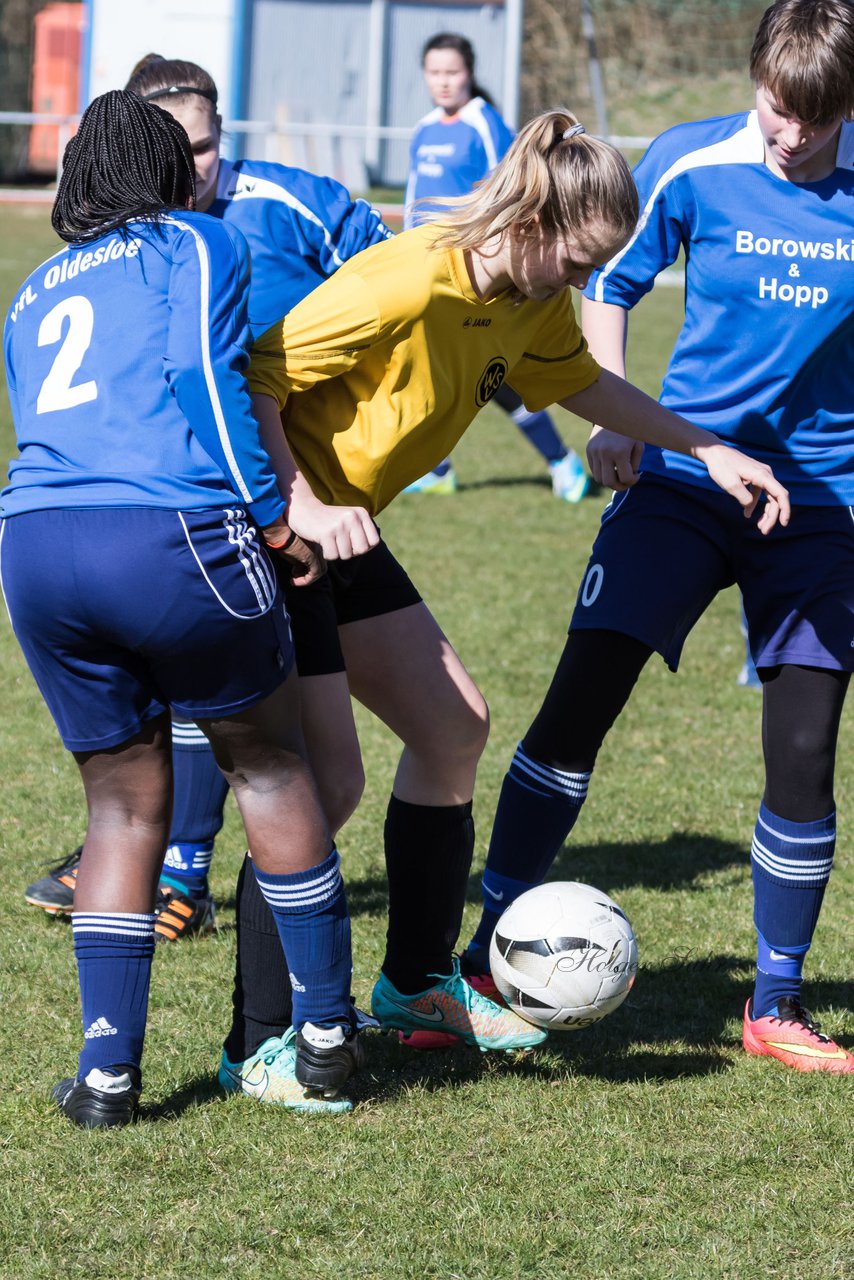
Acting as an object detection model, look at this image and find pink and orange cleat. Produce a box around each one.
[742,997,854,1074]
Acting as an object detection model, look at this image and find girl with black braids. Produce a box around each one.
[2,90,363,1126]
[23,54,394,953]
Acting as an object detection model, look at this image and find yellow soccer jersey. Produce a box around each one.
[249,222,601,514]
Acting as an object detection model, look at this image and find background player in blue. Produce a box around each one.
[22,54,394,944]
[404,32,590,502]
[2,90,363,1124]
[460,0,854,1074]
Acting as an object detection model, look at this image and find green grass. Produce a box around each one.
[0,206,851,1280]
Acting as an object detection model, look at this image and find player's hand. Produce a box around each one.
[695,443,791,534]
[286,492,380,561]
[586,426,644,490]
[260,519,327,587]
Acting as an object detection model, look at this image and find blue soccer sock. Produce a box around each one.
[251,848,352,1032]
[467,743,591,961]
[750,802,835,1018]
[72,912,155,1080]
[160,844,214,900]
[162,719,229,898]
[508,404,567,465]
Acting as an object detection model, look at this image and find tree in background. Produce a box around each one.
[521,0,769,137]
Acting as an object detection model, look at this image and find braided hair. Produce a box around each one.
[51,89,196,244]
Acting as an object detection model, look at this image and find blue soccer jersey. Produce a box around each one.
[209,159,393,338]
[2,214,285,526]
[585,112,854,505]
[404,98,514,228]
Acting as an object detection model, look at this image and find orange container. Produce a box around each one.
[29,3,84,174]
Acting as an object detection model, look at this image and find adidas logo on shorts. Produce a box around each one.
[84,1016,118,1039]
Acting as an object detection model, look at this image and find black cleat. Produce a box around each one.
[295,1021,364,1096]
[24,848,82,914]
[52,1065,141,1128]
[153,884,216,943]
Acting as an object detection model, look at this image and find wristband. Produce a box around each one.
[265,527,299,551]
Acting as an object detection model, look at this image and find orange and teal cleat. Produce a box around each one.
[742,997,854,1074]
[397,958,506,1050]
[374,957,546,1053]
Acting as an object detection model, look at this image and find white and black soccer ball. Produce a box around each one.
[489,881,638,1031]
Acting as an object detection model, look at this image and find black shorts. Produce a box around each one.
[275,537,422,677]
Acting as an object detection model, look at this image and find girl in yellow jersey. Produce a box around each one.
[220,110,789,1078]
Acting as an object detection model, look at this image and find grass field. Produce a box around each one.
[0,205,851,1280]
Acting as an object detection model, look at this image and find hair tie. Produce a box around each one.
[563,123,585,139]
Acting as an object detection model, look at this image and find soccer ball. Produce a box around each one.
[489,881,638,1030]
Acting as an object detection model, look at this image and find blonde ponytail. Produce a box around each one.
[431,110,638,252]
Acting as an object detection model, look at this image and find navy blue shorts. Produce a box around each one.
[569,475,854,673]
[277,537,421,678]
[0,507,295,751]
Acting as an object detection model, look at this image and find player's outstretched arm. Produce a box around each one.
[559,371,791,533]
[580,296,644,490]
[253,393,380,561]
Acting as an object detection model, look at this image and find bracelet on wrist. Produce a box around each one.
[265,526,298,551]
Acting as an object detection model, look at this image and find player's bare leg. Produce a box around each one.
[342,603,544,1051]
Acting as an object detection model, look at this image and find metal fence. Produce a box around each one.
[0,110,653,206]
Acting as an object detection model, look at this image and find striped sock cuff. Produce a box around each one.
[751,803,835,888]
[72,912,156,942]
[252,849,342,914]
[509,743,590,802]
[171,720,211,750]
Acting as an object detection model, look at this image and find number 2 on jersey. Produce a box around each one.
[36,296,98,414]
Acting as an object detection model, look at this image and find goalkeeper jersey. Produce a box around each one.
[249,222,600,514]
[584,111,854,505]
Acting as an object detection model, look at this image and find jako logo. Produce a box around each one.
[475,357,508,406]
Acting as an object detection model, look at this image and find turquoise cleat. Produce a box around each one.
[219,1028,353,1113]
[372,957,547,1053]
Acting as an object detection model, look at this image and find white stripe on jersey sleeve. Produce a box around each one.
[217,167,370,270]
[459,97,501,172]
[592,114,764,302]
[163,216,253,504]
